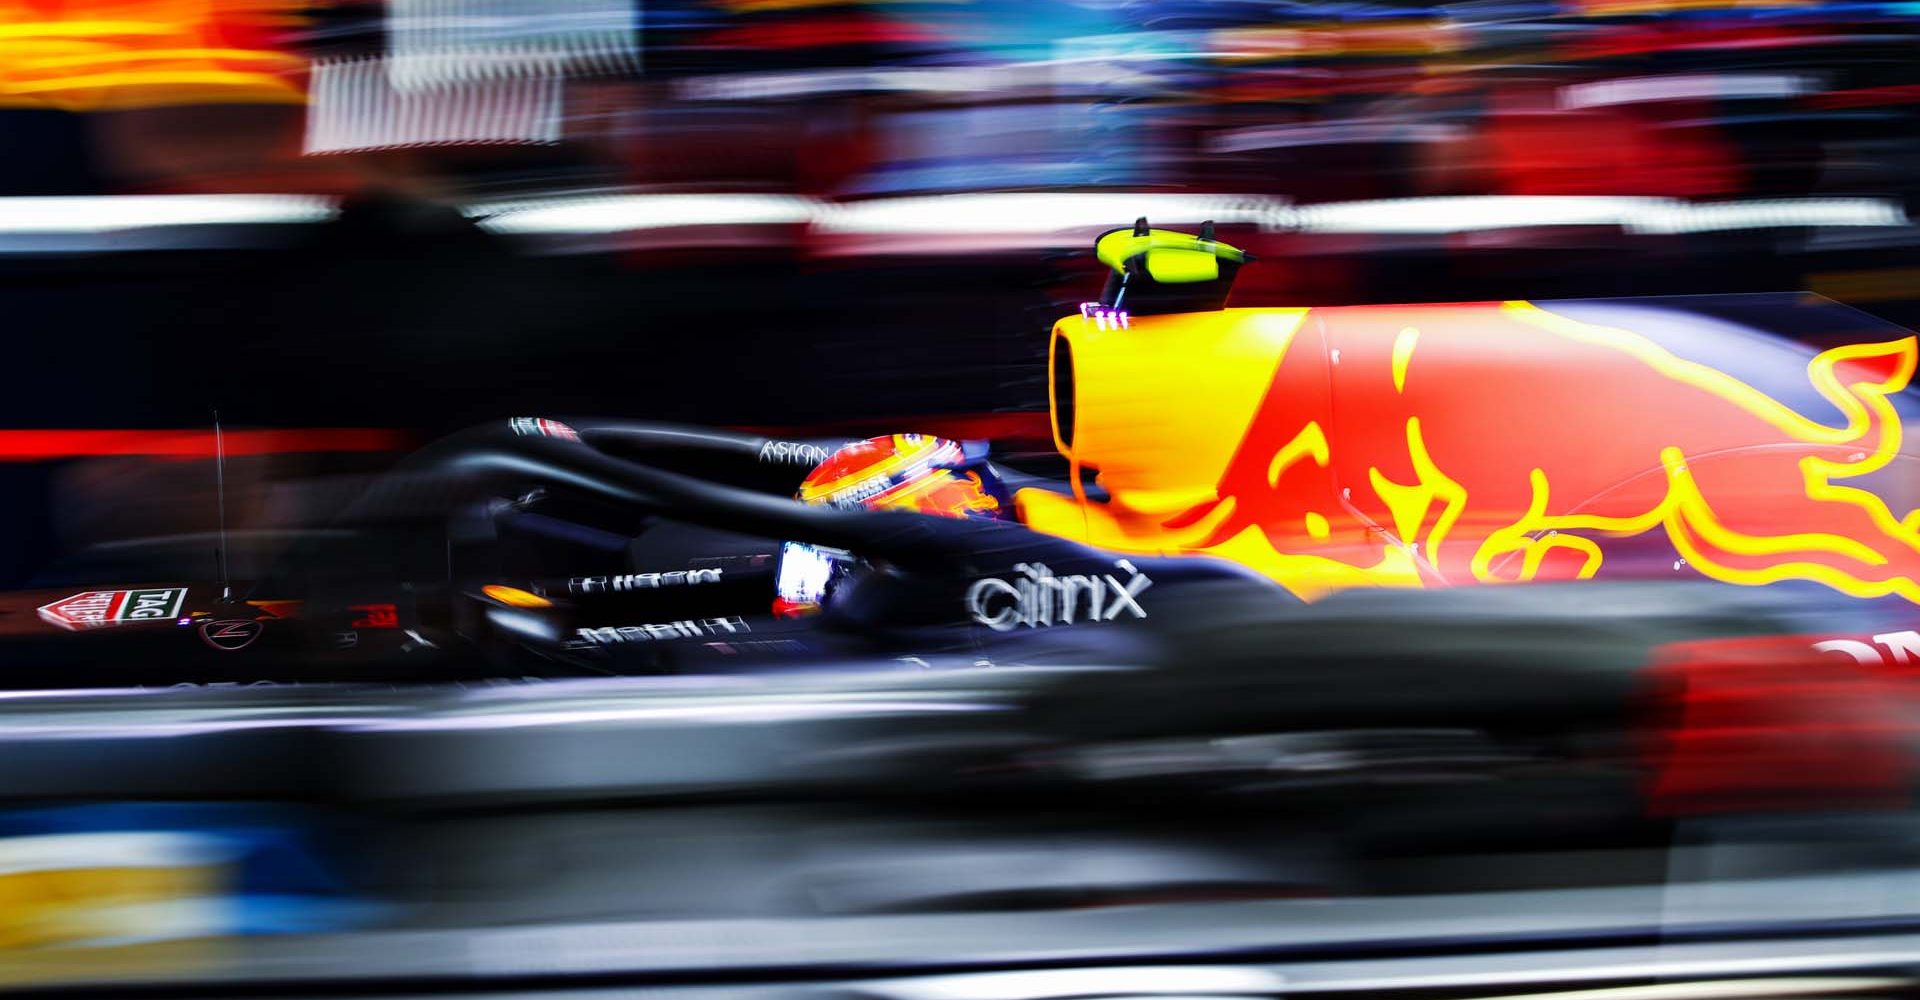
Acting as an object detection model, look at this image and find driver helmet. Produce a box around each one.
[775,434,1012,616]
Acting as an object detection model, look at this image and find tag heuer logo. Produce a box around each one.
[37,588,188,631]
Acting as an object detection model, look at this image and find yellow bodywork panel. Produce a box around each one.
[1144,248,1220,284]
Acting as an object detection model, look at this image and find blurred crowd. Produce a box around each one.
[1,0,1917,303]
[12,0,1920,197]
[6,0,1920,580]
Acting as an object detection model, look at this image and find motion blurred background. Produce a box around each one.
[12,3,1920,994]
[6,0,1920,583]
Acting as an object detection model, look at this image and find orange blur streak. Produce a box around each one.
[3,69,299,94]
[16,47,301,68]
[0,3,307,108]
[483,585,552,609]
[0,21,177,39]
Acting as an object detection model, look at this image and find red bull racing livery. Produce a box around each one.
[1024,220,1920,609]
[9,220,1920,854]
[11,220,1920,688]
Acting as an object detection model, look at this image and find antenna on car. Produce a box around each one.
[1132,216,1149,236]
[213,409,232,602]
[1199,219,1215,242]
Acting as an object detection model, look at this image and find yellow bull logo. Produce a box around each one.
[1019,300,1920,603]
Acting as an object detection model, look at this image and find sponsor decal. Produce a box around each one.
[1815,630,1920,665]
[566,616,750,647]
[966,560,1151,632]
[350,603,400,629]
[198,619,264,652]
[37,588,188,631]
[826,474,891,508]
[568,569,723,594]
[509,417,581,441]
[758,439,832,465]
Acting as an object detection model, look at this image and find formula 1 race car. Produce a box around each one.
[12,221,1920,685]
[13,409,1920,853]
[0,415,1286,686]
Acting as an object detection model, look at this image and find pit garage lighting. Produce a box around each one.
[869,965,1286,1000]
[0,195,337,234]
[468,192,1907,241]
[1633,198,1909,234]
[1295,195,1667,234]
[813,192,1285,235]
[1451,978,1912,1000]
[1,192,1894,246]
[344,698,1006,732]
[1560,74,1813,110]
[470,192,1284,237]
[468,193,819,235]
[1291,195,1909,235]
